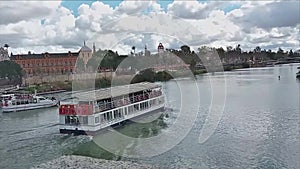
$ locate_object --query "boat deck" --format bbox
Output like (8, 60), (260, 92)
(72, 82), (161, 101)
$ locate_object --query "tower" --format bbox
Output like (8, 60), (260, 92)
(93, 43), (96, 53)
(0, 46), (9, 62)
(144, 45), (150, 57)
(79, 41), (93, 70)
(158, 43), (164, 54)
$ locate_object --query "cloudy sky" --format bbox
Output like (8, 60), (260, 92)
(0, 0), (299, 55)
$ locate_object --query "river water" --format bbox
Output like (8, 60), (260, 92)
(0, 64), (299, 169)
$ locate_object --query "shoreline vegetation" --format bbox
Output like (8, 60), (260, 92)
(31, 155), (162, 169)
(1, 44), (300, 93)
(20, 63), (252, 94)
(18, 61), (289, 94)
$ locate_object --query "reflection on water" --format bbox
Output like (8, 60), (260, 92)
(0, 64), (299, 169)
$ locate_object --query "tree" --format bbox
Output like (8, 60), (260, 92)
(235, 44), (242, 53)
(226, 46), (233, 52)
(75, 58), (85, 72)
(87, 50), (106, 71)
(198, 46), (212, 54)
(275, 48), (285, 59)
(216, 47), (225, 59)
(4, 44), (9, 48)
(277, 48), (284, 54)
(288, 49), (294, 57)
(0, 60), (23, 81)
(180, 45), (191, 54)
(254, 46), (261, 53)
(190, 59), (197, 68)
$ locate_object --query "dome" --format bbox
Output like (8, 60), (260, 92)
(80, 41), (92, 52)
(158, 43), (164, 49)
(80, 45), (92, 52)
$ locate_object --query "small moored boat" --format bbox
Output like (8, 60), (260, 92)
(0, 93), (15, 108)
(1, 93), (58, 112)
(58, 82), (165, 135)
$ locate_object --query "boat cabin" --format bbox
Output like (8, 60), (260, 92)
(59, 82), (165, 134)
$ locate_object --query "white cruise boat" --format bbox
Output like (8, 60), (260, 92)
(1, 93), (58, 112)
(59, 82), (165, 135)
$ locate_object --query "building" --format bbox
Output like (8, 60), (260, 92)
(0, 47), (9, 62)
(144, 45), (151, 57)
(79, 41), (93, 66)
(11, 51), (79, 75)
(10, 42), (94, 76)
(157, 43), (164, 54)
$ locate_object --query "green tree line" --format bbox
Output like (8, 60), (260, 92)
(0, 60), (23, 81)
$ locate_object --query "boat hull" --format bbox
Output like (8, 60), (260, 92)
(59, 104), (165, 135)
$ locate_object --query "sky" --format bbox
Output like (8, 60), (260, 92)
(0, 0), (299, 55)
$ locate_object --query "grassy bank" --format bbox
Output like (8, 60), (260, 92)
(22, 63), (252, 93)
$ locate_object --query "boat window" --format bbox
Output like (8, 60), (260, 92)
(109, 111), (113, 121)
(95, 116), (100, 124)
(79, 101), (89, 105)
(100, 114), (105, 123)
(65, 116), (79, 125)
(113, 110), (118, 119)
(134, 104), (139, 111)
(82, 116), (88, 125)
(118, 108), (123, 118)
(124, 107), (128, 115)
(128, 106), (134, 114)
(65, 116), (70, 124)
(105, 112), (109, 121)
(39, 98), (45, 101)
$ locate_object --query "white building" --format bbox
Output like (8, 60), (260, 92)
(0, 47), (9, 62)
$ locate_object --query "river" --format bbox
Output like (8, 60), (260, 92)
(0, 64), (299, 169)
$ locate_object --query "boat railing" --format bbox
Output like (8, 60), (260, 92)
(94, 90), (162, 113)
(59, 90), (163, 116)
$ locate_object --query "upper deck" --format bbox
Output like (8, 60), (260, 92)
(72, 82), (161, 102)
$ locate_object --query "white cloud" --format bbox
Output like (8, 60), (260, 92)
(0, 0), (299, 55)
(167, 0), (210, 19)
(229, 1), (300, 29)
(0, 1), (61, 25)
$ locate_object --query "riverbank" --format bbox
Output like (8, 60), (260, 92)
(31, 155), (163, 169)
(16, 62), (300, 94)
